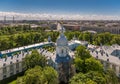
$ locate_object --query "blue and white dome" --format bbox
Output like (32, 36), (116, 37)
(57, 33), (68, 46)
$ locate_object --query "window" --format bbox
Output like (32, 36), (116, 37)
(16, 60), (19, 62)
(3, 63), (6, 67)
(17, 55), (19, 58)
(10, 65), (14, 76)
(5, 58), (7, 61)
(106, 53), (109, 57)
(10, 65), (14, 71)
(10, 61), (12, 64)
(16, 63), (19, 69)
(96, 56), (98, 59)
(16, 70), (19, 73)
(61, 49), (63, 54)
(22, 62), (25, 71)
(11, 56), (13, 59)
(3, 67), (7, 74)
(96, 51), (98, 54)
(3, 75), (6, 79)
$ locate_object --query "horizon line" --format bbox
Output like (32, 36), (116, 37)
(0, 11), (120, 20)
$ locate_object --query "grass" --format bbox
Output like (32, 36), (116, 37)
(8, 80), (16, 84)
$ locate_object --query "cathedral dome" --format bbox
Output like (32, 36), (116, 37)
(57, 33), (68, 46)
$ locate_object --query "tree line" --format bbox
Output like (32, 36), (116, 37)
(0, 31), (59, 51)
(0, 25), (119, 51)
(65, 31), (120, 45)
(0, 25), (46, 35)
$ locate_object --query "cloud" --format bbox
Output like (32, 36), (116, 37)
(0, 11), (119, 20)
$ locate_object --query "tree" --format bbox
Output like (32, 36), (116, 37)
(15, 34), (25, 46)
(70, 70), (118, 84)
(83, 32), (91, 42)
(85, 71), (106, 84)
(75, 46), (91, 73)
(93, 32), (112, 45)
(24, 50), (47, 69)
(16, 77), (25, 84)
(74, 57), (103, 73)
(75, 46), (91, 60)
(74, 57), (83, 72)
(104, 69), (118, 84)
(0, 38), (10, 50)
(78, 33), (83, 40)
(111, 35), (120, 45)
(85, 57), (103, 72)
(65, 31), (73, 40)
(47, 31), (59, 42)
(24, 66), (44, 84)
(43, 67), (59, 84)
(16, 66), (58, 84)
(70, 73), (97, 84)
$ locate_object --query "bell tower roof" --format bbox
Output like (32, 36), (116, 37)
(56, 23), (68, 46)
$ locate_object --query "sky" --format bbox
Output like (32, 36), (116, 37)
(0, 0), (120, 20)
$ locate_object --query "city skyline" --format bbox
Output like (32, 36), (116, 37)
(0, 0), (120, 20)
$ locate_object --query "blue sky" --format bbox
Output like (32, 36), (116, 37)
(0, 0), (120, 15)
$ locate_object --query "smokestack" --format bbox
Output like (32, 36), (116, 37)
(4, 16), (6, 24)
(13, 16), (14, 23)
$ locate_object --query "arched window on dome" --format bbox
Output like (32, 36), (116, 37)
(61, 49), (64, 54)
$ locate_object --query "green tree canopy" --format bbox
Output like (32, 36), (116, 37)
(70, 73), (97, 84)
(75, 45), (91, 60)
(85, 71), (106, 84)
(24, 50), (47, 69)
(104, 69), (118, 84)
(16, 66), (58, 84)
(73, 45), (118, 84)
(85, 57), (103, 72)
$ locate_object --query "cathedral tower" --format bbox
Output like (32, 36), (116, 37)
(55, 23), (72, 84)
